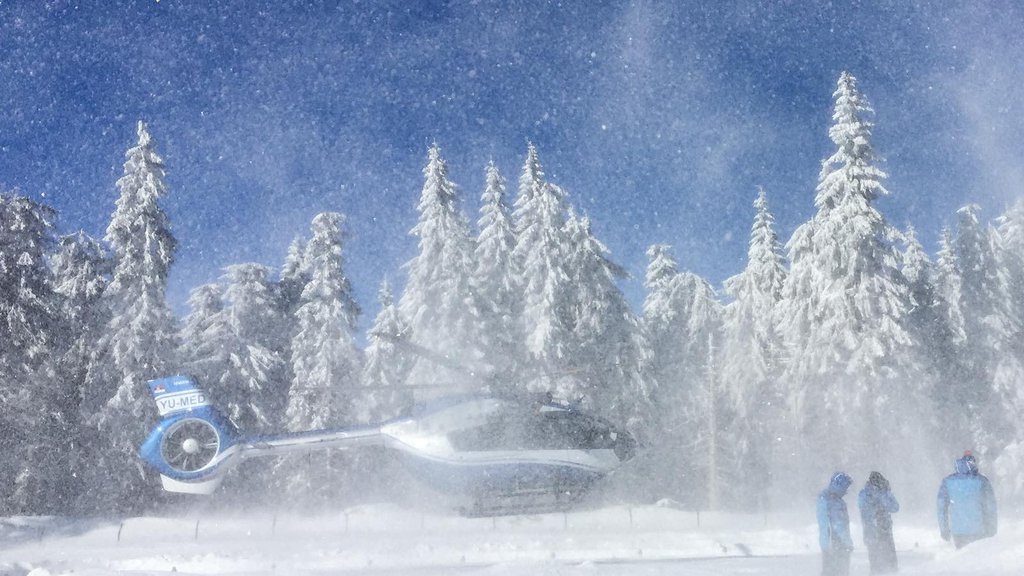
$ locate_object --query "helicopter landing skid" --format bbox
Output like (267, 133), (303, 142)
(458, 484), (591, 517)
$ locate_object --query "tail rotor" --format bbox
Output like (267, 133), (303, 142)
(139, 375), (239, 494)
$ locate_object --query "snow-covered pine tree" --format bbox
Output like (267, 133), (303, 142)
(473, 161), (523, 389)
(995, 199), (1024, 341)
(398, 144), (481, 393)
(361, 280), (412, 423)
(273, 235), (309, 420)
(992, 199), (1024, 498)
(720, 187), (787, 510)
(955, 204), (1018, 453)
(777, 72), (917, 480)
(673, 271), (722, 507)
(286, 212), (361, 428)
(632, 244), (688, 501)
(0, 193), (66, 515)
(50, 231), (110, 513)
(82, 121), (178, 513)
(640, 244), (684, 441)
(52, 232), (110, 393)
(279, 236), (308, 318)
(283, 212), (362, 504)
(213, 263), (289, 432)
(935, 227), (966, 341)
(179, 283), (228, 390)
(901, 226), (962, 449)
(511, 146), (576, 396)
(563, 210), (645, 419)
(639, 243), (721, 503)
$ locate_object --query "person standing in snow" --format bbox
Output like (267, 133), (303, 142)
(818, 472), (854, 576)
(937, 451), (997, 549)
(858, 471), (899, 573)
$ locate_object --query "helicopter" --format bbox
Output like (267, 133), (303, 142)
(138, 370), (637, 514)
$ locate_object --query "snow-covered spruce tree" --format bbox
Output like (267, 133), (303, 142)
(624, 244), (685, 501)
(353, 280), (411, 504)
(639, 244), (687, 443)
(641, 244), (683, 385)
(473, 161), (523, 388)
(49, 231), (111, 513)
(52, 232), (110, 395)
(777, 72), (918, 483)
(563, 211), (646, 421)
(212, 263), (289, 433)
(273, 235), (309, 417)
(955, 204), (1019, 454)
(673, 271), (722, 508)
(935, 227), (967, 342)
(279, 236), (308, 319)
(283, 212), (362, 504)
(82, 121), (178, 513)
(993, 199), (1024, 501)
(398, 144), (482, 392)
(0, 193), (68, 515)
(995, 199), (1024, 344)
(511, 146), (576, 397)
(720, 187), (787, 510)
(361, 280), (412, 422)
(639, 243), (722, 504)
(901, 226), (963, 450)
(179, 283), (228, 390)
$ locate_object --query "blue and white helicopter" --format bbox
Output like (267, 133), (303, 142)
(139, 371), (636, 514)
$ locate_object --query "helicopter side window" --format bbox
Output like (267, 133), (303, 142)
(525, 411), (617, 450)
(446, 402), (618, 451)
(446, 402), (525, 451)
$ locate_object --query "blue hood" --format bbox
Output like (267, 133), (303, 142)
(828, 472), (852, 495)
(955, 455), (979, 475)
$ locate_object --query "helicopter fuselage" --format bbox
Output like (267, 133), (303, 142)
(139, 376), (635, 508)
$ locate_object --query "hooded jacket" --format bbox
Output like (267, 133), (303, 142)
(818, 472), (854, 551)
(858, 471), (899, 541)
(937, 455), (997, 538)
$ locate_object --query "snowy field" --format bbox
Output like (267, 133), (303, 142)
(2, 503), (1021, 575)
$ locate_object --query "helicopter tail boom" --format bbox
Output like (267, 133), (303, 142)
(140, 375), (386, 495)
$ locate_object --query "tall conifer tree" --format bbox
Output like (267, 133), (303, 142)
(361, 280), (412, 422)
(283, 212), (362, 504)
(398, 144), (481, 392)
(777, 73), (917, 479)
(721, 188), (787, 509)
(0, 194), (66, 514)
(512, 146), (575, 393)
(473, 161), (521, 386)
(83, 121), (178, 512)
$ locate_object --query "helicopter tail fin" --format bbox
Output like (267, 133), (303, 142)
(139, 375), (240, 495)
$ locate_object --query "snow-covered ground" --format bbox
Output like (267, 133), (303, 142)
(2, 503), (1020, 575)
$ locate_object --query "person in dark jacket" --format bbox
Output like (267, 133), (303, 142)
(937, 451), (997, 548)
(818, 472), (854, 576)
(858, 471), (900, 573)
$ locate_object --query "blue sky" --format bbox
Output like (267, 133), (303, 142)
(2, 1), (1022, 323)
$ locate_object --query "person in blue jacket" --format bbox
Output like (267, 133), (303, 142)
(858, 471), (900, 573)
(818, 472), (854, 576)
(937, 451), (997, 548)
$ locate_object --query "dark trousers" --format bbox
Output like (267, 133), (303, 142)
(866, 538), (898, 573)
(822, 548), (851, 576)
(868, 528), (901, 569)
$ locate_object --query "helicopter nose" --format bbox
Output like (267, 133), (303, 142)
(613, 431), (637, 462)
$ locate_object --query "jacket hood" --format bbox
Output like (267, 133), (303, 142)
(828, 472), (852, 494)
(867, 471), (889, 491)
(955, 455), (979, 475)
